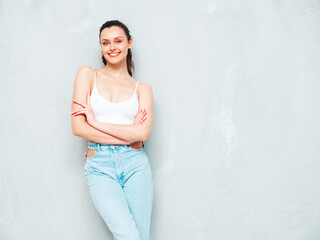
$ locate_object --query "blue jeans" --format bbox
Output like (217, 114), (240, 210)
(84, 141), (154, 240)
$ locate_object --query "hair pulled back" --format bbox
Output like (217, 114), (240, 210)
(99, 20), (135, 77)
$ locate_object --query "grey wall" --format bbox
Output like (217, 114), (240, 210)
(1, 0), (320, 239)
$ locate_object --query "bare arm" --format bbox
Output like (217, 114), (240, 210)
(71, 65), (132, 145)
(73, 120), (133, 145)
(87, 83), (154, 143)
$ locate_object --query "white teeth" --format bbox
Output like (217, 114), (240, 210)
(109, 52), (120, 56)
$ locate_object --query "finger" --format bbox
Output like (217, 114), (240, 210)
(72, 109), (85, 115)
(139, 118), (146, 124)
(73, 109), (86, 116)
(71, 110), (81, 115)
(137, 109), (145, 117)
(73, 99), (87, 108)
(73, 112), (84, 116)
(140, 110), (147, 118)
(73, 113), (85, 117)
(135, 115), (142, 124)
(135, 109), (147, 123)
(143, 112), (148, 118)
(73, 100), (82, 107)
(137, 111), (147, 123)
(138, 109), (146, 117)
(140, 116), (147, 123)
(71, 108), (86, 114)
(135, 109), (144, 120)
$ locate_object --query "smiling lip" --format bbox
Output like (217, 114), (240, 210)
(108, 52), (120, 57)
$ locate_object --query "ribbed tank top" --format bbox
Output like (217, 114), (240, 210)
(90, 67), (139, 124)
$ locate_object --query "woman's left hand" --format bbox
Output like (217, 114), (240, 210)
(71, 92), (96, 125)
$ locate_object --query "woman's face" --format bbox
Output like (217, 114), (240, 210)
(100, 26), (133, 65)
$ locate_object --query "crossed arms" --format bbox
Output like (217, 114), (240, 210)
(71, 65), (153, 145)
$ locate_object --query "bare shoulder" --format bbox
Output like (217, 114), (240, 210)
(72, 65), (96, 98)
(137, 82), (153, 102)
(76, 65), (94, 76)
(74, 65), (95, 89)
(138, 82), (153, 92)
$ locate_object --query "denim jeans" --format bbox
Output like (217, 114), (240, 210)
(84, 141), (154, 240)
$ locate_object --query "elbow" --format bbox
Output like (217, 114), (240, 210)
(72, 121), (83, 137)
(139, 126), (152, 142)
(71, 121), (79, 136)
(72, 129), (79, 136)
(140, 131), (151, 142)
(72, 125), (82, 136)
(140, 136), (147, 142)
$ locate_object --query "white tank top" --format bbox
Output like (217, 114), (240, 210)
(90, 67), (139, 124)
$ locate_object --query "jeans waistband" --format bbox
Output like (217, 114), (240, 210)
(88, 141), (139, 151)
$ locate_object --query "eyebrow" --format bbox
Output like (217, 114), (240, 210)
(101, 36), (123, 41)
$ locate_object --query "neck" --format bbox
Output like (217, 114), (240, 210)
(103, 60), (130, 79)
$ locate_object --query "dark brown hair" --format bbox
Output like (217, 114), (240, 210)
(99, 20), (135, 77)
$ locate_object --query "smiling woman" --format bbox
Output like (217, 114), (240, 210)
(71, 20), (154, 240)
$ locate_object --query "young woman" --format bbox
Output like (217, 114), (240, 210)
(71, 20), (154, 240)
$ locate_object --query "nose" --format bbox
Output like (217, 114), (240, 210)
(110, 42), (115, 50)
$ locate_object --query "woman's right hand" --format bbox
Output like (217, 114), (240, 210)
(134, 108), (147, 124)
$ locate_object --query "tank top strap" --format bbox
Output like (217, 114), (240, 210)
(91, 67), (97, 87)
(88, 67), (97, 96)
(134, 81), (139, 94)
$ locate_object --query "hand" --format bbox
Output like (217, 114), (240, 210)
(71, 92), (97, 125)
(134, 108), (147, 125)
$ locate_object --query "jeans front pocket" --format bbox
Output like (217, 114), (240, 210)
(84, 149), (100, 175)
(129, 141), (144, 151)
(85, 149), (98, 158)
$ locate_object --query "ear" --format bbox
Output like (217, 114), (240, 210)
(128, 37), (133, 49)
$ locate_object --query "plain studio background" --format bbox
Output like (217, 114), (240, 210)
(1, 0), (320, 239)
